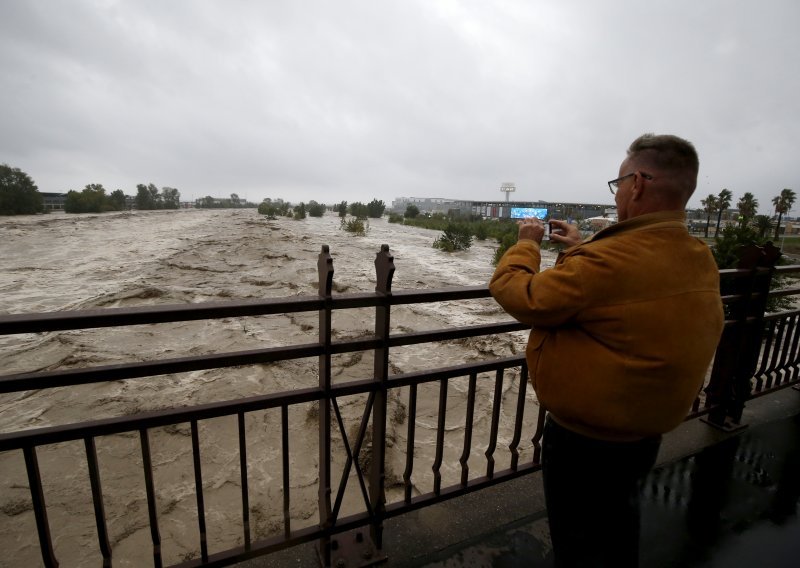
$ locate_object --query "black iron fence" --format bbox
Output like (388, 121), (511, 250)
(0, 243), (798, 567)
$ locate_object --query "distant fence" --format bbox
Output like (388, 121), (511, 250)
(0, 243), (798, 567)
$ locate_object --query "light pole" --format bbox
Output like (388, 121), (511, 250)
(500, 182), (516, 203)
(781, 209), (794, 251)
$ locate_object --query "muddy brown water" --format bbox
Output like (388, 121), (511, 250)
(0, 209), (555, 567)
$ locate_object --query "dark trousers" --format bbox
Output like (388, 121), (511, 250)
(542, 417), (661, 568)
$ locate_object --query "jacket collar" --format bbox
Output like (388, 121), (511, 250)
(588, 210), (688, 243)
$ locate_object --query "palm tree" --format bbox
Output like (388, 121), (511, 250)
(754, 215), (773, 239)
(701, 194), (717, 238)
(736, 192), (759, 226)
(714, 189), (732, 237)
(772, 188), (797, 240)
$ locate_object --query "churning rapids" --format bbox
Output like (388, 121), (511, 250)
(0, 209), (557, 567)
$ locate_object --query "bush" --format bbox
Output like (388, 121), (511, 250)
(713, 223), (791, 313)
(404, 204), (420, 219)
(258, 202), (278, 219)
(388, 213), (404, 224)
(341, 217), (368, 236)
(491, 222), (520, 265)
(433, 222), (473, 252)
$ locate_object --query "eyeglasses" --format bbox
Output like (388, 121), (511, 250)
(608, 171), (653, 195)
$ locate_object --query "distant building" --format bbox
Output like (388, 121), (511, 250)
(391, 196), (614, 221)
(391, 197), (473, 216)
(39, 192), (67, 211)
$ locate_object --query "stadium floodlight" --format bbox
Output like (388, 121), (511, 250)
(500, 182), (516, 202)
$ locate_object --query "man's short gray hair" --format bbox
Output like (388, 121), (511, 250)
(627, 133), (699, 195)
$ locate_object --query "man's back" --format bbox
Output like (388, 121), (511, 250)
(490, 210), (724, 440)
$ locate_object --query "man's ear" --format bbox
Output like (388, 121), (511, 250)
(631, 173), (645, 201)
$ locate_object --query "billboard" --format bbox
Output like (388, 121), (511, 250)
(510, 207), (548, 219)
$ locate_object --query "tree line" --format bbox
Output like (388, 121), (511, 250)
(195, 193), (257, 209)
(257, 198), (387, 221)
(700, 187), (797, 240)
(64, 182), (181, 213)
(0, 163), (184, 214)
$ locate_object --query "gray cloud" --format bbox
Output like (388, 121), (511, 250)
(1, 0), (798, 212)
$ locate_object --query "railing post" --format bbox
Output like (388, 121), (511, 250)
(370, 244), (394, 555)
(317, 245), (334, 566)
(704, 243), (781, 430)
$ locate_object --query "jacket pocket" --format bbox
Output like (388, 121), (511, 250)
(526, 328), (549, 390)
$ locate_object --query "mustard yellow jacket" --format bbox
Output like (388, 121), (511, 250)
(490, 211), (724, 441)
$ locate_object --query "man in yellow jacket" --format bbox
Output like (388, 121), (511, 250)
(490, 133), (724, 567)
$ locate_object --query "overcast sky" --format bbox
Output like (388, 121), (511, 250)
(1, 1), (798, 212)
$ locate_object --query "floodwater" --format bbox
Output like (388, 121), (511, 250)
(0, 209), (556, 567)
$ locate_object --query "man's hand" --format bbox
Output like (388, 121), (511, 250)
(517, 218), (545, 243)
(548, 219), (581, 247)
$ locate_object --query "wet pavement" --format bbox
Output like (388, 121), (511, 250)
(414, 409), (800, 567)
(640, 412), (800, 568)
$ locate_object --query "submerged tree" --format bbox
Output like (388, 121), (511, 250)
(367, 198), (386, 218)
(349, 202), (369, 219)
(307, 200), (326, 217)
(433, 222), (473, 252)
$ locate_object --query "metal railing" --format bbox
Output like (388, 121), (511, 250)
(0, 243), (798, 567)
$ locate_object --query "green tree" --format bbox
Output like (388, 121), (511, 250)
(307, 200), (326, 217)
(230, 193), (241, 207)
(136, 184), (155, 209)
(64, 184), (111, 213)
(404, 204), (420, 219)
(701, 194), (717, 238)
(433, 222), (473, 252)
(293, 202), (306, 220)
(0, 164), (43, 215)
(367, 198), (386, 218)
(713, 223), (791, 313)
(109, 189), (127, 210)
(336, 201), (348, 218)
(772, 188), (797, 240)
(162, 187), (180, 209)
(713, 224), (763, 269)
(736, 192), (758, 226)
(491, 222), (520, 265)
(754, 215), (773, 239)
(714, 188), (732, 237)
(148, 184), (161, 209)
(349, 202), (369, 219)
(196, 195), (215, 208)
(258, 201), (278, 218)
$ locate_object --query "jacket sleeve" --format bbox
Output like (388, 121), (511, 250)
(489, 240), (588, 327)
